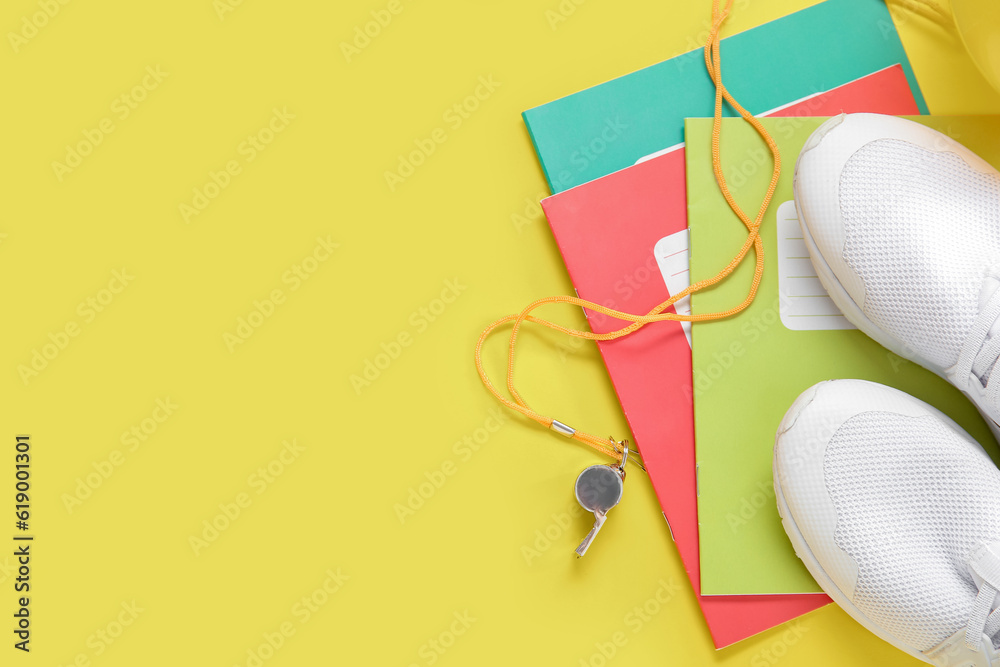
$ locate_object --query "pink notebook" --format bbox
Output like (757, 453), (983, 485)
(540, 65), (921, 648)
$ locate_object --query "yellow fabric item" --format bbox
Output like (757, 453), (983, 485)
(952, 0), (1000, 92)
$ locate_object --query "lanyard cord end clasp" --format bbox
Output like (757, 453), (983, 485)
(551, 420), (576, 437)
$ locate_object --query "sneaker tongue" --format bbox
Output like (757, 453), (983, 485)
(978, 273), (1000, 312)
(976, 274), (1000, 386)
(968, 542), (1000, 615)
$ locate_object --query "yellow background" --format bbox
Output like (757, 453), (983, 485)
(1, 0), (999, 665)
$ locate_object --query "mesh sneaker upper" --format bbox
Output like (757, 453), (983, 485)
(825, 411), (1000, 651)
(839, 138), (1000, 368)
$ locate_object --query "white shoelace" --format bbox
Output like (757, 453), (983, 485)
(967, 546), (1000, 651)
(968, 582), (1000, 651)
(955, 288), (1000, 412)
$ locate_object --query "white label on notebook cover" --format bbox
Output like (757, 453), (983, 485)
(653, 230), (692, 347)
(776, 200), (855, 331)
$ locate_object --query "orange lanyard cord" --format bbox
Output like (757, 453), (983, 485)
(475, 0), (780, 466)
(474, 315), (621, 459)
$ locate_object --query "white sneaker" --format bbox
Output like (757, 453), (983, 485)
(774, 379), (1000, 665)
(794, 113), (1000, 440)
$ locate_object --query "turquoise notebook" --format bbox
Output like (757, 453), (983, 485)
(523, 0), (928, 193)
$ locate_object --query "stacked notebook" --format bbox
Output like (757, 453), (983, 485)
(521, 0), (956, 649)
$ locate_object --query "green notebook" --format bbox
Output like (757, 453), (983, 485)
(686, 115), (1000, 595)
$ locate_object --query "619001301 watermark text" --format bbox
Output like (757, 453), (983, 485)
(12, 434), (33, 652)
